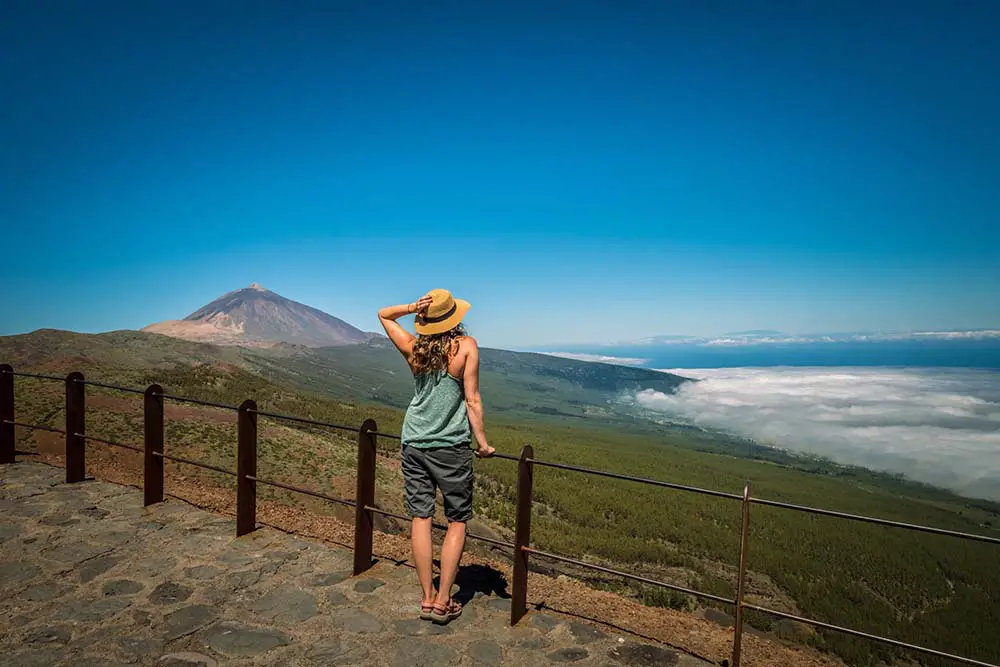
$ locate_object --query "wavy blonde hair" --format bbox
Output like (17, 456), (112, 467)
(411, 324), (466, 374)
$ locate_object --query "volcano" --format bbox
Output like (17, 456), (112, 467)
(142, 284), (371, 347)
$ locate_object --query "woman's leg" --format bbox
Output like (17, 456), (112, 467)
(434, 520), (466, 608)
(411, 517), (436, 605)
(432, 445), (474, 611)
(402, 445), (438, 608)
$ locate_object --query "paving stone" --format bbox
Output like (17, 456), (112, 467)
(40, 512), (79, 526)
(305, 570), (351, 587)
(47, 542), (112, 565)
(132, 610), (154, 627)
(569, 620), (608, 644)
(469, 639), (504, 665)
(530, 612), (560, 631)
(389, 641), (458, 667)
(119, 636), (165, 661)
(304, 637), (370, 665)
(25, 625), (72, 644)
(217, 552), (256, 567)
(392, 618), (455, 636)
(162, 605), (217, 641)
(8, 501), (48, 515)
(79, 506), (110, 519)
(353, 578), (385, 593)
(150, 582), (194, 604)
(226, 570), (261, 589)
(326, 589), (350, 607)
(25, 581), (72, 601)
(158, 651), (218, 667)
(103, 579), (144, 596)
(184, 565), (224, 580)
(7, 646), (71, 667)
(0, 524), (22, 541)
(249, 587), (319, 623)
(519, 636), (552, 651)
(609, 643), (681, 666)
(78, 554), (124, 582)
(548, 647), (590, 662)
(72, 657), (127, 667)
(0, 560), (42, 586)
(334, 608), (382, 633)
(53, 596), (133, 623)
(200, 621), (291, 657)
(487, 597), (512, 612)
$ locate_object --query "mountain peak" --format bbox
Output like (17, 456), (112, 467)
(142, 286), (369, 348)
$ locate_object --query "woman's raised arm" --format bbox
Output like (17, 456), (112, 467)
(378, 295), (432, 358)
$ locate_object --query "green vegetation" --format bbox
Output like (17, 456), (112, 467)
(2, 329), (999, 667)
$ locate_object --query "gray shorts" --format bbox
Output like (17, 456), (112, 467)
(401, 443), (474, 523)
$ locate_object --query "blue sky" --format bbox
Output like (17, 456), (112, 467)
(1, 0), (998, 347)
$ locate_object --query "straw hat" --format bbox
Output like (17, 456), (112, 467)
(414, 289), (471, 336)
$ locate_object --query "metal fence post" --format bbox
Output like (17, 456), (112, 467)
(65, 372), (85, 483)
(144, 384), (164, 506)
(237, 399), (258, 536)
(511, 444), (535, 625)
(0, 365), (14, 464)
(731, 481), (752, 667)
(354, 418), (378, 575)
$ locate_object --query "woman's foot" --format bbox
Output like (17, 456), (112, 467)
(430, 599), (462, 625)
(419, 599), (436, 621)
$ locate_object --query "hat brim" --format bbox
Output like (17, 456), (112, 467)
(414, 299), (471, 336)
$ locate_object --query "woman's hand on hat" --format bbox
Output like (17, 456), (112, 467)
(411, 294), (433, 315)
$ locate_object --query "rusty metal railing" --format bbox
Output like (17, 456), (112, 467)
(1, 363), (998, 667)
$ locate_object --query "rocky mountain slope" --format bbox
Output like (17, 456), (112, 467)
(143, 284), (370, 347)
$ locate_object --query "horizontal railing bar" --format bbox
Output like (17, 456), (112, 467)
(247, 475), (356, 507)
(8, 371), (65, 382)
(523, 546), (736, 606)
(3, 420), (67, 435)
(14, 450), (40, 456)
(743, 603), (999, 667)
(74, 379), (146, 395)
(363, 505), (515, 549)
(153, 393), (240, 411)
(78, 433), (143, 453)
(489, 452), (519, 462)
(365, 506), (410, 522)
(752, 498), (1000, 545)
(248, 409), (360, 434)
(152, 451), (236, 476)
(366, 430), (401, 440)
(465, 532), (515, 549)
(527, 458), (744, 501)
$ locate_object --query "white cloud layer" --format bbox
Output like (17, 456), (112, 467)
(634, 367), (1000, 501)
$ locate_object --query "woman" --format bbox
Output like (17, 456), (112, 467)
(378, 288), (495, 625)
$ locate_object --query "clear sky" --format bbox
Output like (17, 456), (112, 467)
(2, 1), (998, 348)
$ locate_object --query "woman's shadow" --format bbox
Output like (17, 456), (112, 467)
(432, 561), (509, 606)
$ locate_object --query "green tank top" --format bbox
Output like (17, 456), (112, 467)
(401, 369), (472, 449)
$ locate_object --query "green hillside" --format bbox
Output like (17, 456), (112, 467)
(2, 329), (999, 667)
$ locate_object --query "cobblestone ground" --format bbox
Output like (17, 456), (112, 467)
(1, 462), (715, 666)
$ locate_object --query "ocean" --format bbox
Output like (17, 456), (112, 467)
(538, 339), (1000, 371)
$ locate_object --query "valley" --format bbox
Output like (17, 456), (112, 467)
(3, 327), (1000, 667)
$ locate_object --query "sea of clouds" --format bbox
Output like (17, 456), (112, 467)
(633, 367), (1000, 501)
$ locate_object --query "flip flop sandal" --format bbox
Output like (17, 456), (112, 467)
(430, 600), (462, 625)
